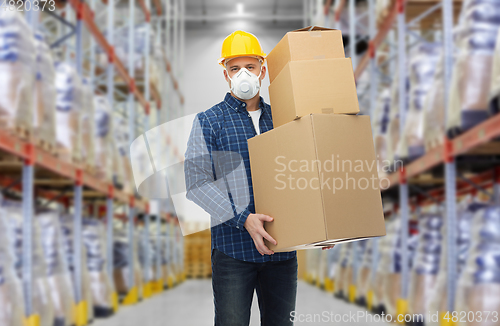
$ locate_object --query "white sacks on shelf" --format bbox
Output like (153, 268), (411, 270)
(408, 207), (443, 321)
(99, 23), (156, 75)
(489, 27), (500, 113)
(385, 71), (410, 166)
(371, 219), (395, 314)
(397, 42), (441, 161)
(2, 199), (55, 326)
(114, 116), (133, 193)
(112, 225), (143, 297)
(59, 214), (94, 322)
(446, 0), (500, 137)
(0, 200), (25, 326)
(94, 95), (114, 182)
(82, 218), (115, 318)
(334, 243), (353, 299)
(423, 52), (447, 150)
(55, 62), (83, 163)
(427, 197), (486, 326)
(33, 32), (56, 149)
(456, 205), (500, 326)
(372, 88), (391, 179)
(380, 218), (402, 318)
(138, 226), (156, 286)
(379, 217), (419, 318)
(356, 239), (379, 307)
(0, 11), (35, 135)
(38, 211), (76, 326)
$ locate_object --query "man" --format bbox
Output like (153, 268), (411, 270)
(184, 30), (331, 326)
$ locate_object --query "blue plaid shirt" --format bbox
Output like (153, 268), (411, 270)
(184, 92), (296, 263)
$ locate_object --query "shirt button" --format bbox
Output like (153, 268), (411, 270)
(242, 103), (246, 107)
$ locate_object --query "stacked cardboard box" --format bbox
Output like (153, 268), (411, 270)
(248, 26), (386, 252)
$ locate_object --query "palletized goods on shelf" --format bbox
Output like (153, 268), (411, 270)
(38, 211), (76, 326)
(55, 62), (83, 163)
(112, 224), (144, 299)
(82, 218), (115, 318)
(427, 197), (487, 326)
(423, 51), (447, 150)
(98, 23), (161, 92)
(356, 239), (379, 307)
(377, 217), (419, 317)
(351, 240), (368, 303)
(490, 28), (500, 112)
(99, 23), (155, 73)
(59, 214), (95, 322)
(385, 71), (409, 165)
(375, 0), (393, 27)
(334, 243), (353, 299)
(0, 199), (25, 326)
(114, 116), (133, 193)
(446, 0), (500, 137)
(397, 42), (441, 162)
(306, 248), (322, 285)
(455, 204), (500, 326)
(0, 11), (35, 138)
(138, 225), (156, 286)
(94, 95), (114, 182)
(159, 231), (171, 287)
(81, 79), (96, 172)
(33, 32), (56, 151)
(408, 207), (443, 320)
(183, 229), (211, 279)
(133, 229), (145, 297)
(317, 249), (329, 289)
(379, 218), (402, 317)
(323, 246), (341, 292)
(3, 199), (55, 326)
(373, 88), (391, 178)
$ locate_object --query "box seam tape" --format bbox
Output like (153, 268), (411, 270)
(309, 114), (329, 242)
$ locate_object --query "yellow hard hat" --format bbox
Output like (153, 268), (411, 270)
(218, 30), (266, 67)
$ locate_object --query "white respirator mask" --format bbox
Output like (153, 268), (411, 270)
(227, 67), (262, 100)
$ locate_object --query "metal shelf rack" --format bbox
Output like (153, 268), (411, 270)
(316, 0), (500, 319)
(0, 0), (187, 324)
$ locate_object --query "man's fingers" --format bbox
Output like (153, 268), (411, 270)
(260, 229), (277, 246)
(258, 214), (274, 222)
(255, 236), (274, 255)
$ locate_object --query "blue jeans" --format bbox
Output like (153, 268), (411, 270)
(211, 248), (298, 326)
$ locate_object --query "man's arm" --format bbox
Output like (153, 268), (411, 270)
(184, 112), (251, 230)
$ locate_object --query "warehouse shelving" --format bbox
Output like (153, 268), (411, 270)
(0, 1), (187, 325)
(308, 0), (500, 321)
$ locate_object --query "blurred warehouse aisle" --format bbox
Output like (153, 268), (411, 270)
(93, 280), (392, 326)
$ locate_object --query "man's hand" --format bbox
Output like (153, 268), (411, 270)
(243, 213), (276, 255)
(322, 245), (335, 250)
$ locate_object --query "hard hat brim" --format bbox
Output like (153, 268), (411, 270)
(218, 54), (266, 68)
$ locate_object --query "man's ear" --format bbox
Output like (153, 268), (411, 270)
(260, 65), (267, 80)
(223, 69), (229, 83)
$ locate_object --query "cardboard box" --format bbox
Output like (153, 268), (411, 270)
(266, 26), (345, 83)
(248, 114), (386, 252)
(269, 58), (360, 128)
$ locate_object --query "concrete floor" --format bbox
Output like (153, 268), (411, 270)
(93, 280), (391, 326)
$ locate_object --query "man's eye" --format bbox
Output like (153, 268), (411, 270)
(231, 68), (238, 71)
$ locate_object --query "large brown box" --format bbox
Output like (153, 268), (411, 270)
(266, 26), (345, 83)
(269, 58), (359, 128)
(248, 114), (386, 252)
